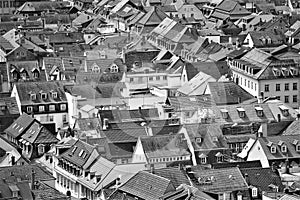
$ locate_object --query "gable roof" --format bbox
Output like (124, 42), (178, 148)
(21, 121), (58, 144)
(190, 167), (248, 193)
(60, 139), (95, 167)
(166, 95), (215, 111)
(119, 171), (175, 200)
(5, 113), (35, 138)
(282, 120), (300, 136)
(207, 81), (254, 105)
(140, 134), (190, 158)
(137, 6), (169, 26)
(240, 167), (284, 192)
(14, 81), (67, 105)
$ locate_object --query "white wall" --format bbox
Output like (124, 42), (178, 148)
(247, 140), (270, 168)
(132, 138), (147, 163)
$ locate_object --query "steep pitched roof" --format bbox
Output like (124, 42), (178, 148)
(119, 171), (176, 200)
(207, 82), (254, 105)
(166, 95), (215, 111)
(240, 167), (284, 192)
(21, 121), (58, 144)
(60, 139), (95, 167)
(190, 167), (248, 193)
(282, 120), (300, 136)
(186, 61), (229, 80)
(137, 6), (169, 26)
(5, 113), (35, 138)
(140, 134), (190, 158)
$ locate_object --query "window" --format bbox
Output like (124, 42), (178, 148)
(110, 65), (118, 73)
(281, 145), (287, 153)
(39, 106), (45, 112)
(293, 83), (297, 90)
(285, 83), (289, 91)
(296, 145), (300, 152)
(149, 77), (153, 81)
(60, 104), (67, 111)
(163, 76), (167, 80)
(252, 187), (258, 197)
(33, 71), (39, 79)
(30, 93), (36, 101)
(63, 114), (67, 122)
(276, 84), (280, 91)
(284, 96), (289, 103)
(248, 80), (250, 88)
(156, 76), (160, 80)
(200, 157), (206, 164)
(276, 96), (281, 100)
(92, 66), (100, 73)
(271, 146), (276, 153)
(50, 115), (54, 121)
(38, 144), (45, 154)
(49, 105), (55, 111)
(251, 82), (253, 89)
(293, 95), (297, 103)
(41, 93), (47, 100)
(27, 106), (33, 113)
(52, 92), (57, 99)
(129, 78), (134, 82)
(265, 84), (269, 92)
(216, 156), (223, 163)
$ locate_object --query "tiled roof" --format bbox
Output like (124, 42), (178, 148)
(0, 164), (54, 183)
(166, 95), (215, 111)
(137, 6), (168, 26)
(185, 61), (229, 80)
(0, 97), (19, 116)
(64, 84), (102, 99)
(0, 36), (14, 51)
(207, 82), (254, 105)
(241, 167), (284, 192)
(119, 171), (175, 200)
(0, 180), (33, 199)
(14, 81), (67, 105)
(9, 61), (43, 82)
(107, 143), (134, 158)
(5, 113), (35, 138)
(21, 121), (58, 144)
(76, 118), (101, 132)
(212, 160), (262, 169)
(147, 167), (191, 188)
(140, 134), (190, 158)
(190, 167), (248, 193)
(32, 182), (69, 200)
(151, 124), (182, 136)
(100, 128), (148, 143)
(283, 120), (300, 136)
(184, 124), (228, 151)
(60, 139), (95, 167)
(258, 135), (300, 160)
(248, 31), (284, 47)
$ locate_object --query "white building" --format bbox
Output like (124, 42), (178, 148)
(228, 48), (300, 108)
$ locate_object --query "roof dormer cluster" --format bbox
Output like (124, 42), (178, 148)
(266, 138), (300, 155)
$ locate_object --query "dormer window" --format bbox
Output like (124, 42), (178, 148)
(195, 137), (202, 143)
(215, 152), (223, 163)
(279, 105), (289, 116)
(221, 109), (228, 119)
(27, 106), (33, 113)
(199, 153), (207, 164)
(296, 145), (300, 152)
(60, 104), (67, 111)
(79, 149), (84, 157)
(281, 67), (289, 76)
(40, 92), (47, 100)
(38, 144), (45, 154)
(30, 93), (36, 101)
(271, 145), (276, 154)
(110, 65), (119, 73)
(290, 67), (298, 76)
(237, 107), (246, 118)
(255, 107), (264, 117)
(281, 144), (287, 153)
(251, 187), (258, 197)
(51, 91), (57, 99)
(273, 68), (281, 76)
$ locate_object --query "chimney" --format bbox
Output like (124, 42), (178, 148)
(31, 169), (36, 190)
(244, 173), (250, 184)
(258, 91), (264, 103)
(11, 156), (15, 165)
(285, 158), (290, 174)
(103, 118), (109, 130)
(150, 164), (155, 174)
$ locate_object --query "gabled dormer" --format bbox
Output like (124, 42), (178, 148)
(255, 106), (264, 117)
(281, 67), (289, 76)
(279, 105), (289, 117)
(50, 90), (58, 99)
(10, 68), (19, 80)
(110, 64), (119, 73)
(40, 91), (47, 100)
(272, 67), (281, 76)
(267, 141), (276, 154)
(292, 139), (300, 152)
(220, 108), (228, 119)
(237, 107), (246, 118)
(29, 92), (36, 101)
(31, 68), (40, 79)
(278, 140), (287, 153)
(290, 67), (298, 76)
(20, 68), (28, 80)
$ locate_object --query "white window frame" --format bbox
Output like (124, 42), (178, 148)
(200, 157), (206, 164)
(49, 104), (55, 111)
(110, 65), (119, 73)
(60, 104), (67, 111)
(281, 145), (287, 153)
(252, 187), (258, 197)
(39, 106), (45, 112)
(27, 106), (33, 113)
(271, 146), (276, 153)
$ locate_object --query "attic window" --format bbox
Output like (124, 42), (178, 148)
(38, 144), (45, 154)
(236, 107), (246, 118)
(255, 107), (264, 117)
(270, 145), (276, 154)
(252, 187), (258, 197)
(290, 67), (298, 76)
(110, 65), (118, 73)
(273, 68), (281, 76)
(220, 109), (228, 119)
(40, 92), (47, 100)
(30, 93), (36, 101)
(195, 137), (202, 143)
(281, 67), (289, 76)
(281, 144), (287, 153)
(52, 91), (57, 99)
(296, 145), (300, 152)
(279, 105), (289, 116)
(79, 149), (84, 157)
(198, 153), (207, 164)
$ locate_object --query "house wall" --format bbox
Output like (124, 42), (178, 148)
(231, 70), (259, 97)
(132, 138), (147, 163)
(11, 85), (22, 114)
(34, 112), (69, 131)
(259, 79), (300, 109)
(247, 140), (270, 168)
(243, 34), (254, 48)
